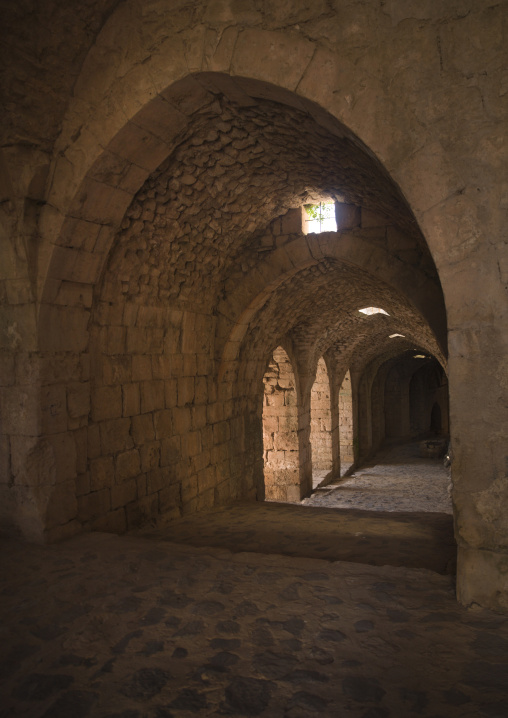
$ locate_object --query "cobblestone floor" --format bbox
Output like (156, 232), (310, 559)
(1, 443), (506, 717)
(1, 532), (508, 718)
(305, 440), (452, 514)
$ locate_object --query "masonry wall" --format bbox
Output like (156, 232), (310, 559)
(310, 357), (332, 473)
(262, 347), (300, 502)
(338, 370), (354, 474)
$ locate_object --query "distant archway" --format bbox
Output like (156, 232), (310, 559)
(430, 402), (442, 434)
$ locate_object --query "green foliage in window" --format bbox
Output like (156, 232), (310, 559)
(304, 204), (320, 219)
(304, 203), (335, 221)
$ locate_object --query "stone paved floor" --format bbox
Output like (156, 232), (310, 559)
(1, 532), (507, 718)
(305, 440), (452, 514)
(1, 443), (506, 717)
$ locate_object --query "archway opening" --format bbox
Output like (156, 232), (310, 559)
(262, 347), (300, 502)
(310, 357), (333, 487)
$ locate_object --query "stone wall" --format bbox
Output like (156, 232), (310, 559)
(310, 357), (332, 473)
(262, 347), (299, 502)
(339, 370), (354, 473)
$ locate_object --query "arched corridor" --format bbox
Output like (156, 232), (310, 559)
(1, 1), (508, 714)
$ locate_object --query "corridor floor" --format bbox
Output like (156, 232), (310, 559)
(1, 443), (507, 717)
(1, 531), (507, 718)
(306, 440), (452, 514)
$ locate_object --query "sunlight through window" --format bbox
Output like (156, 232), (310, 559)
(304, 202), (337, 233)
(358, 307), (389, 316)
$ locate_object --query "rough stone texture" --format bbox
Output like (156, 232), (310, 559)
(0, 0), (507, 613)
(310, 357), (332, 473)
(339, 370), (354, 475)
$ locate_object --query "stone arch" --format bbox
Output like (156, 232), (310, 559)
(33, 68), (451, 536)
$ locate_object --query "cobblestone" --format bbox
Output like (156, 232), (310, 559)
(0, 529), (506, 717)
(305, 440), (452, 514)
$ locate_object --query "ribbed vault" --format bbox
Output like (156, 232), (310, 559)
(236, 259), (444, 389)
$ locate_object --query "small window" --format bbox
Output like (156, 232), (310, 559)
(304, 203), (337, 233)
(389, 333), (405, 338)
(358, 307), (389, 316)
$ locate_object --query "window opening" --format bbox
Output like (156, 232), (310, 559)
(389, 333), (405, 338)
(304, 202), (337, 233)
(359, 307), (389, 316)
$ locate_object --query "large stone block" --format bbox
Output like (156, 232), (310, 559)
(90, 456), (115, 491)
(197, 465), (216, 494)
(172, 406), (191, 435)
(213, 421), (230, 445)
(0, 385), (40, 436)
(46, 432), (77, 482)
(141, 380), (165, 413)
(122, 383), (140, 417)
(100, 418), (134, 454)
(92, 385), (122, 422)
(116, 449), (141, 482)
(140, 441), (160, 472)
(177, 376), (195, 406)
(146, 467), (166, 494)
(154, 409), (172, 439)
(181, 475), (198, 504)
(77, 488), (111, 522)
(67, 382), (91, 419)
(111, 479), (138, 510)
(41, 384), (68, 434)
(160, 436), (180, 466)
(131, 413), (155, 444)
(232, 29), (314, 91)
(132, 354), (153, 381)
(181, 430), (201, 459)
